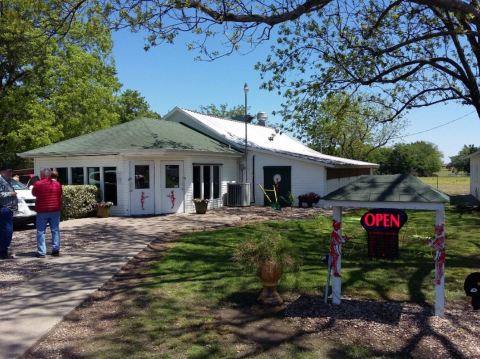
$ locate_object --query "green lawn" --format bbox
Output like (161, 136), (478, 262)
(87, 207), (480, 358)
(419, 168), (470, 195)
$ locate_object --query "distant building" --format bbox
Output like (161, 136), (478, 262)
(470, 150), (480, 199)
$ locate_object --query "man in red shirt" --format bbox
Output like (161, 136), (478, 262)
(32, 168), (62, 258)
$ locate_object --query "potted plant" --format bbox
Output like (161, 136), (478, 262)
(193, 198), (209, 214)
(96, 201), (113, 218)
(298, 192), (321, 208)
(234, 230), (299, 305)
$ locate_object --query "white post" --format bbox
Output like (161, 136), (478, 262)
(435, 207), (445, 317)
(332, 206), (343, 304)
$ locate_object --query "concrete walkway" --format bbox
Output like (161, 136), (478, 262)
(0, 211), (249, 359)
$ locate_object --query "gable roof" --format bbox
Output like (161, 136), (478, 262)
(19, 118), (239, 157)
(322, 174), (450, 203)
(164, 107), (378, 168)
(469, 149), (480, 158)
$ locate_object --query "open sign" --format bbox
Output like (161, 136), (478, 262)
(361, 209), (408, 232)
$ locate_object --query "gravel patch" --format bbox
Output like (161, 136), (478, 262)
(283, 295), (480, 358)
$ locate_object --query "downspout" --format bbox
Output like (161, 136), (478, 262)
(252, 155), (256, 203)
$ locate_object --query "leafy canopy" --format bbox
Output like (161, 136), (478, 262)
(449, 144), (479, 173)
(375, 141), (443, 176)
(282, 92), (405, 161)
(100, 1), (480, 120)
(0, 2), (121, 164)
(117, 89), (161, 123)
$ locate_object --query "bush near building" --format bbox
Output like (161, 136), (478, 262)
(61, 185), (98, 219)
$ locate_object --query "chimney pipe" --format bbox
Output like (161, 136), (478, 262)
(256, 112), (268, 126)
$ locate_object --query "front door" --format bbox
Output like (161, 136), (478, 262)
(161, 161), (184, 213)
(263, 166), (292, 207)
(130, 161), (155, 215)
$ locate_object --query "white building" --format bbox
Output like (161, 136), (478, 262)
(19, 108), (377, 216)
(470, 150), (480, 199)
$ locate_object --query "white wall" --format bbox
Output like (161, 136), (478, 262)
(248, 151), (327, 206)
(35, 153), (239, 216)
(471, 155), (480, 199)
(34, 156), (127, 216)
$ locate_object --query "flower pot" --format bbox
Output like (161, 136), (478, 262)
(194, 201), (208, 214)
(96, 206), (110, 218)
(257, 260), (283, 305)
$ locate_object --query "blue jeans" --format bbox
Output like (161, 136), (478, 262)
(36, 212), (61, 256)
(0, 207), (13, 257)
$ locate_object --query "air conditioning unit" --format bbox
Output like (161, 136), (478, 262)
(227, 182), (251, 207)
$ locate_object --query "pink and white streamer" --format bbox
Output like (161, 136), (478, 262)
(330, 220), (349, 277)
(429, 224), (446, 285)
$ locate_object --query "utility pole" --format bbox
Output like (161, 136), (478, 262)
(244, 83), (249, 183)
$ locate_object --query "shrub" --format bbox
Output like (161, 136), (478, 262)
(233, 230), (300, 273)
(61, 185), (98, 219)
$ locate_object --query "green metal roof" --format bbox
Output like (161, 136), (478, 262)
(323, 175), (450, 203)
(19, 118), (239, 157)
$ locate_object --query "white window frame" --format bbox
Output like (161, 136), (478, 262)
(194, 164), (222, 200)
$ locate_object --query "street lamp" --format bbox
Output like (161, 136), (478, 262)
(244, 83), (249, 183)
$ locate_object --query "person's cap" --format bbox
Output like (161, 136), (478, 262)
(0, 162), (13, 171)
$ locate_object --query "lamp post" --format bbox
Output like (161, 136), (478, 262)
(244, 83), (249, 183)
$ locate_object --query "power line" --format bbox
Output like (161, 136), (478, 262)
(392, 110), (477, 139)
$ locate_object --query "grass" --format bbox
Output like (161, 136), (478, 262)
(419, 168), (470, 195)
(85, 207), (480, 358)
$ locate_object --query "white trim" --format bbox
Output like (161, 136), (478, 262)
(251, 148), (376, 169)
(321, 200), (444, 211)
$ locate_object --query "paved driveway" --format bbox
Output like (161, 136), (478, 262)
(0, 207), (322, 359)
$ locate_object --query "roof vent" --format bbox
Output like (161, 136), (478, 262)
(256, 112), (268, 126)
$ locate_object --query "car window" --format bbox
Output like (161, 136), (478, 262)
(11, 179), (28, 190)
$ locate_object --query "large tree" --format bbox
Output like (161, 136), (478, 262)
(0, 0), (88, 96)
(0, 1), (121, 164)
(377, 141), (443, 176)
(281, 92), (404, 161)
(98, 1), (480, 121)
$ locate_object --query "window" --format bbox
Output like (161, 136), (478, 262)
(103, 167), (117, 205)
(165, 165), (179, 188)
(71, 167), (84, 185)
(193, 166), (201, 198)
(203, 166), (211, 199)
(193, 164), (221, 200)
(135, 165), (150, 189)
(213, 166), (220, 199)
(55, 168), (68, 184)
(87, 167), (100, 188)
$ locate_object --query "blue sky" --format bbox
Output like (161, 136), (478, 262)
(112, 29), (480, 162)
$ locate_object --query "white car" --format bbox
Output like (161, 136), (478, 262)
(11, 179), (37, 224)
